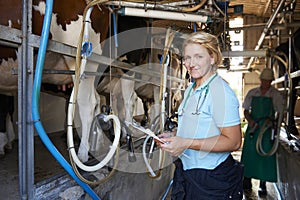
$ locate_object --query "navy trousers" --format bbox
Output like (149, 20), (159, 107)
(171, 155), (243, 200)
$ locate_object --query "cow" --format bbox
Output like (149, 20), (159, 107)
(0, 0), (110, 162)
(273, 27), (300, 137)
(96, 16), (150, 126)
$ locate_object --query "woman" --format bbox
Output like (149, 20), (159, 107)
(158, 31), (243, 200)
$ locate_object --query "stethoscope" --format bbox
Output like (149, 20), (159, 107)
(179, 73), (217, 116)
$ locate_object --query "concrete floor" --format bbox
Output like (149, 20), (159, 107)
(0, 131), (68, 200)
(234, 151), (279, 200)
(0, 132), (282, 200)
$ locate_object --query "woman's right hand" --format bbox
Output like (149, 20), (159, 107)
(158, 131), (176, 139)
(155, 131), (176, 147)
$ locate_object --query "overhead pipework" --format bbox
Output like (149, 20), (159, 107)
(117, 7), (209, 23)
(246, 0), (287, 69)
(105, 0), (223, 23)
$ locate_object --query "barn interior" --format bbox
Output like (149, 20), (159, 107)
(0, 0), (300, 199)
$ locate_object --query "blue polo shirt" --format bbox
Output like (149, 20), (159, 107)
(177, 73), (240, 170)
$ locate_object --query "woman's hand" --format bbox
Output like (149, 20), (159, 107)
(159, 136), (191, 157)
(158, 131), (176, 139)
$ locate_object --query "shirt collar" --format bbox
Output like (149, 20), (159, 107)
(195, 73), (218, 91)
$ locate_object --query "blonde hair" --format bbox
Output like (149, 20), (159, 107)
(182, 32), (223, 71)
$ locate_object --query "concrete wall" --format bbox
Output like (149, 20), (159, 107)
(34, 165), (174, 200)
(94, 165), (174, 200)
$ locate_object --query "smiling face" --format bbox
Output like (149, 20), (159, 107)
(183, 43), (215, 86)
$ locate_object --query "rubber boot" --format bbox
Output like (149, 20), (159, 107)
(258, 180), (267, 197)
(243, 177), (252, 191)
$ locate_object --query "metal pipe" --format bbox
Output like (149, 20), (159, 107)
(118, 7), (209, 23)
(246, 0), (286, 69)
(222, 49), (267, 57)
(228, 22), (300, 31)
(19, 0), (35, 199)
(0, 40), (19, 48)
(286, 27), (293, 127)
(106, 1), (193, 12)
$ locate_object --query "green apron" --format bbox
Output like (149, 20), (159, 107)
(241, 96), (277, 182)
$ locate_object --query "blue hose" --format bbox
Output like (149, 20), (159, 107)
(273, 183), (283, 200)
(193, 22), (197, 32)
(161, 179), (173, 200)
(31, 1), (100, 199)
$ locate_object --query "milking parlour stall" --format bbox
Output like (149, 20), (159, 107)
(0, 0), (234, 199)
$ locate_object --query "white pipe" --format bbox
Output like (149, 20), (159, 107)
(142, 135), (156, 177)
(118, 7), (208, 23)
(67, 89), (121, 172)
(256, 118), (279, 156)
(84, 7), (93, 41)
(80, 58), (87, 80)
(161, 55), (169, 131)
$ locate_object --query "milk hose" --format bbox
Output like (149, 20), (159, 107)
(67, 89), (121, 171)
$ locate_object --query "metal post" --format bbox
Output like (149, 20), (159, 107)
(19, 0), (34, 199)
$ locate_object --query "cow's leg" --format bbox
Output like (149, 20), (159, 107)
(111, 80), (123, 120)
(132, 92), (144, 119)
(121, 74), (135, 124)
(0, 111), (7, 157)
(149, 86), (161, 129)
(4, 114), (15, 152)
(77, 62), (100, 162)
(0, 132), (8, 157)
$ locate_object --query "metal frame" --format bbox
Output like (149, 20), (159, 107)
(0, 1), (299, 199)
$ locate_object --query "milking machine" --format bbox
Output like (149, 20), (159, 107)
(68, 0), (165, 184)
(67, 90), (121, 181)
(140, 115), (164, 178)
(66, 1), (121, 186)
(67, 3), (183, 198)
(121, 121), (137, 162)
